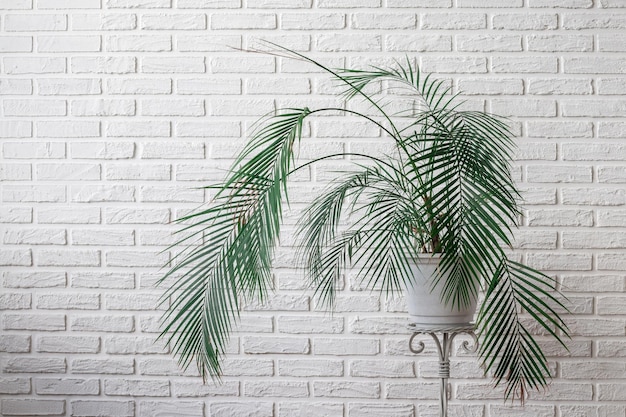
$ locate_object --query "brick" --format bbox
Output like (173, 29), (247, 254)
(350, 317), (408, 334)
(107, 35), (171, 52)
(528, 78), (593, 95)
(421, 12), (486, 29)
(71, 99), (135, 117)
(39, 207), (100, 224)
(37, 121), (101, 137)
(37, 293), (100, 310)
(350, 360), (415, 378)
(0, 249), (32, 266)
(599, 209), (626, 227)
(0, 121), (32, 138)
(0, 0), (33, 9)
(526, 253), (592, 271)
(0, 377), (30, 394)
(221, 358), (273, 377)
(282, 12), (345, 30)
(141, 99), (204, 116)
(561, 274), (624, 293)
(105, 335), (167, 354)
(35, 378), (99, 395)
(491, 99), (556, 117)
(0, 293), (31, 310)
(39, 0), (100, 8)
(528, 34), (593, 52)
(107, 78), (172, 94)
(139, 401), (204, 417)
(2, 271), (65, 288)
(37, 163), (101, 180)
(564, 317), (625, 336)
(70, 315), (134, 333)
(178, 78), (240, 94)
(37, 336), (100, 353)
(71, 142), (134, 159)
(3, 99), (66, 116)
(313, 381), (380, 398)
(562, 100), (626, 117)
(71, 185), (135, 202)
(563, 13), (626, 29)
(529, 0), (592, 6)
(4, 228), (66, 245)
(72, 229), (134, 246)
(177, 34), (242, 51)
(38, 36), (101, 52)
(71, 401), (134, 417)
(457, 34), (522, 52)
(106, 0), (171, 7)
(278, 316), (344, 334)
(599, 121), (626, 138)
(72, 13), (137, 30)
(0, 163), (31, 181)
(175, 121), (240, 137)
(385, 34), (451, 52)
(562, 187), (626, 206)
(527, 121), (592, 138)
(248, 0), (311, 6)
(72, 56), (136, 74)
(598, 166), (626, 184)
(105, 293), (161, 310)
(278, 403), (344, 417)
(244, 381), (309, 398)
(3, 57), (66, 74)
(106, 121), (170, 137)
(278, 359), (343, 377)
(0, 36), (33, 52)
(0, 400), (65, 416)
(421, 56), (487, 73)
(141, 13), (206, 30)
(0, 335), (31, 353)
(71, 358), (134, 374)
(243, 336), (310, 354)
(3, 357), (66, 373)
(3, 142), (64, 158)
(104, 379), (170, 397)
(492, 13), (557, 29)
(105, 249), (169, 267)
(599, 78), (626, 95)
(0, 79), (33, 95)
(351, 12), (416, 29)
(0, 207), (32, 223)
(599, 33), (626, 51)
(317, 34), (381, 52)
(139, 186), (204, 203)
(211, 13), (276, 29)
(598, 253), (626, 270)
(527, 164), (592, 183)
(212, 56), (275, 73)
(105, 207), (169, 224)
(492, 56), (558, 73)
(348, 403), (413, 417)
(210, 402), (273, 417)
(565, 57), (626, 74)
(527, 209), (593, 227)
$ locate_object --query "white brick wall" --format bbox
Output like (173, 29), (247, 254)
(1, 1), (625, 417)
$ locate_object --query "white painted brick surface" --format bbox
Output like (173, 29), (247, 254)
(0, 2), (625, 417)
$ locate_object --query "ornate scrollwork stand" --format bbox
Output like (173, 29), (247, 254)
(408, 324), (479, 417)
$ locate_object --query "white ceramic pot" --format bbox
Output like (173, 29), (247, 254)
(404, 255), (477, 328)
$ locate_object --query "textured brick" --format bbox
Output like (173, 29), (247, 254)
(0, 2), (624, 413)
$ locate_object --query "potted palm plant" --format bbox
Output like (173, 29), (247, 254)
(159, 45), (568, 402)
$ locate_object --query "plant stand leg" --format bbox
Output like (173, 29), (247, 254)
(408, 325), (479, 417)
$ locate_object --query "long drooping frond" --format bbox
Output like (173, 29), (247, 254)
(159, 108), (310, 378)
(161, 45), (568, 402)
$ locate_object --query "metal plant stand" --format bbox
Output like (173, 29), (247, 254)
(408, 324), (479, 417)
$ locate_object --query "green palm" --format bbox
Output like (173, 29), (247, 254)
(159, 46), (568, 400)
